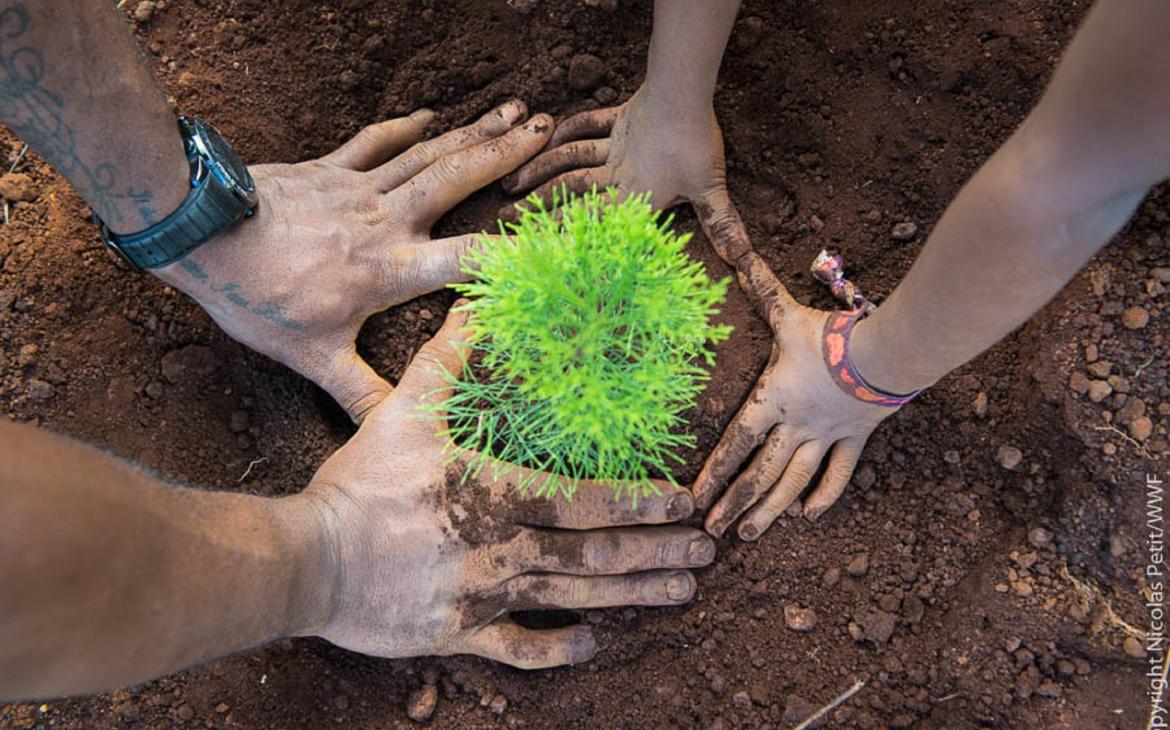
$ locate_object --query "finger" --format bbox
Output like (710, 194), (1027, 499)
(381, 233), (492, 304)
(702, 427), (797, 538)
(691, 387), (776, 511)
(498, 167), (608, 223)
(498, 525), (715, 577)
(394, 304), (472, 401)
(374, 99), (528, 190)
(465, 620), (596, 670)
(733, 250), (800, 329)
(320, 109), (435, 171)
(480, 465), (695, 529)
(496, 570), (696, 612)
(501, 138), (611, 194)
(308, 344), (394, 424)
(547, 105), (621, 148)
(403, 114), (555, 230)
(802, 437), (866, 522)
(736, 440), (830, 541)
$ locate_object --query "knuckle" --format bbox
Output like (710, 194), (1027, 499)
(431, 154), (464, 184)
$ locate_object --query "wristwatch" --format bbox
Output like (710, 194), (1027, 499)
(98, 116), (258, 270)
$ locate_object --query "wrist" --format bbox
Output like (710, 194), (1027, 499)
(848, 314), (935, 397)
(269, 492), (341, 638)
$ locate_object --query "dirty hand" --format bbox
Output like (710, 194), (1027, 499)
(155, 101), (552, 423)
(693, 253), (899, 540)
(498, 87), (752, 265)
(297, 306), (714, 668)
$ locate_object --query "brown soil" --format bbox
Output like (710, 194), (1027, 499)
(1, 0), (1163, 728)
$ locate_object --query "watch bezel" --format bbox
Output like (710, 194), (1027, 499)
(181, 116), (258, 208)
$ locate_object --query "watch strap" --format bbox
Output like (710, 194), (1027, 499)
(103, 162), (247, 270)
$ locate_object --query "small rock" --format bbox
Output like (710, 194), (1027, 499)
(1121, 306), (1149, 330)
(996, 445), (1023, 470)
(214, 703), (229, 714)
(859, 610), (898, 646)
(783, 604), (818, 632)
(822, 566), (841, 589)
(418, 308), (434, 321)
(809, 214), (825, 232)
(1068, 371), (1091, 395)
(846, 553), (870, 577)
(972, 391), (988, 417)
(853, 463), (876, 489)
(407, 684), (438, 722)
(1035, 681), (1062, 698)
(593, 86), (618, 105)
(489, 695), (508, 715)
(26, 379), (55, 402)
(891, 221), (918, 240)
(1028, 527), (1053, 549)
(176, 703), (194, 721)
(1087, 360), (1113, 378)
(732, 691), (752, 708)
(0, 172), (36, 202)
(1087, 379), (1113, 403)
(1124, 636), (1145, 659)
(568, 54), (606, 90)
(1130, 417), (1154, 442)
(133, 0), (156, 22)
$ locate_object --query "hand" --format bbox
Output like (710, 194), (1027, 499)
(155, 101), (552, 422)
(499, 86), (753, 266)
(296, 306), (715, 669)
(692, 253), (900, 540)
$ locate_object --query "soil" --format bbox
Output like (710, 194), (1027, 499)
(0, 0), (1164, 728)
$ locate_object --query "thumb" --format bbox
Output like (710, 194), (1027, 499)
(395, 302), (473, 401)
(313, 344), (393, 424)
(694, 186), (798, 326)
(465, 620), (597, 670)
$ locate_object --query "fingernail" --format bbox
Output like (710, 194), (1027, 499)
(666, 493), (694, 521)
(804, 505), (825, 522)
(567, 630), (597, 664)
(687, 536), (716, 566)
(739, 522), (759, 541)
(410, 108), (435, 125)
(665, 573), (694, 602)
(524, 114), (552, 134)
(497, 99), (526, 125)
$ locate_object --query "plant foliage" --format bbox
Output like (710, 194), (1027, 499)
(437, 188), (731, 501)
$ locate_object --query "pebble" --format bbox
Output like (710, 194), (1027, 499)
(176, 703), (194, 721)
(891, 221), (918, 240)
(26, 379), (55, 402)
(593, 86), (618, 105)
(0, 172), (36, 202)
(489, 695), (508, 715)
(1087, 360), (1112, 378)
(1028, 527), (1053, 549)
(809, 214), (825, 232)
(133, 0), (156, 22)
(972, 391), (988, 417)
(407, 684), (438, 722)
(732, 691), (752, 708)
(1124, 636), (1146, 659)
(1130, 416), (1153, 442)
(568, 54), (606, 90)
(418, 308), (434, 321)
(783, 604), (817, 632)
(1121, 306), (1149, 330)
(1087, 380), (1113, 403)
(996, 445), (1022, 470)
(1068, 371), (1090, 395)
(846, 553), (870, 577)
(859, 610), (898, 646)
(822, 566), (841, 589)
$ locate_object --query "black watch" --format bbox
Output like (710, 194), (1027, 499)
(98, 116), (258, 270)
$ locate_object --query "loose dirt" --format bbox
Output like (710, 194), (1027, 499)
(1, 0), (1162, 727)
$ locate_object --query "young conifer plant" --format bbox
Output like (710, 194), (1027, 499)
(437, 187), (731, 502)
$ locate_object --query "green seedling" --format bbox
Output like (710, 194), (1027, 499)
(435, 187), (731, 502)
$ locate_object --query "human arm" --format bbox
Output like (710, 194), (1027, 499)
(1, 1), (553, 422)
(501, 0), (755, 263)
(694, 0), (1170, 539)
(0, 308), (712, 701)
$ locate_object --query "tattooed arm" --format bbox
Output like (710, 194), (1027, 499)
(0, 2), (188, 231)
(0, 1), (553, 422)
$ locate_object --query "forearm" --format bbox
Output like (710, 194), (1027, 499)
(0, 0), (188, 233)
(850, 0), (1170, 394)
(642, 0), (741, 111)
(0, 422), (334, 701)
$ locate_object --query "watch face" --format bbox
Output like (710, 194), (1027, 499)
(188, 118), (256, 199)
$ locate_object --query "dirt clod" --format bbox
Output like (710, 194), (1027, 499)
(0, 172), (36, 202)
(407, 685), (438, 722)
(567, 54), (606, 90)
